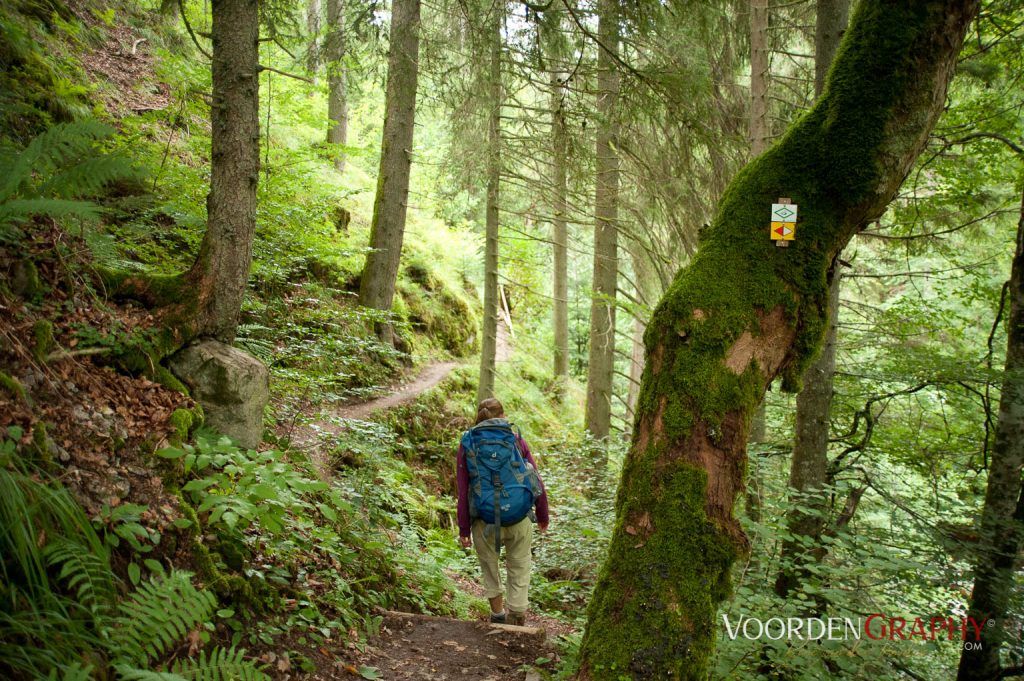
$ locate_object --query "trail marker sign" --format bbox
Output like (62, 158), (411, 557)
(770, 197), (796, 247)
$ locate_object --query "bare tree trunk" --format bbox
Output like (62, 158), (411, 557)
(747, 0), (770, 445)
(476, 3), (502, 404)
(625, 314), (645, 427)
(749, 0), (770, 159)
(957, 186), (1024, 681)
(357, 0), (420, 316)
(583, 0), (620, 451)
(576, 2), (977, 677)
(324, 0), (348, 171)
(306, 0), (322, 80)
(774, 0), (850, 604)
(814, 0), (849, 97)
(184, 0), (260, 343)
(775, 267), (841, 600)
(551, 68), (570, 395)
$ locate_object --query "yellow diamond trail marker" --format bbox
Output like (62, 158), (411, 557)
(771, 197), (796, 247)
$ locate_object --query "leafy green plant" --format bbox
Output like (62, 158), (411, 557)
(161, 434), (328, 534)
(94, 502), (161, 553)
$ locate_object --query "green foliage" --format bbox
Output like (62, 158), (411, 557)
(108, 570), (216, 667)
(0, 120), (138, 242)
(94, 502), (161, 553)
(163, 434), (328, 534)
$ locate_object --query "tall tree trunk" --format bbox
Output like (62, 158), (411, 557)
(475, 3), (502, 405)
(306, 0), (321, 80)
(774, 268), (841, 600)
(957, 186), (1024, 681)
(184, 0), (260, 343)
(357, 0), (420, 315)
(774, 0), (850, 603)
(551, 68), (570, 395)
(814, 0), (849, 97)
(324, 0), (348, 171)
(576, 2), (977, 677)
(747, 0), (770, 445)
(583, 0), (620, 450)
(625, 314), (645, 428)
(748, 0), (770, 159)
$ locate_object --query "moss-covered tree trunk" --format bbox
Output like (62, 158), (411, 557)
(357, 0), (420, 314)
(324, 0), (347, 171)
(476, 1), (502, 404)
(773, 0), (850, 604)
(184, 0), (259, 343)
(957, 186), (1024, 681)
(584, 0), (620, 449)
(576, 2), (977, 678)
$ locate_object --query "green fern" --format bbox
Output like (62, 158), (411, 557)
(117, 647), (269, 681)
(44, 537), (116, 618)
(106, 571), (216, 667)
(46, 662), (95, 680)
(169, 647), (269, 681)
(0, 119), (138, 238)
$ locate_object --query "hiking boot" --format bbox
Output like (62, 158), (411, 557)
(507, 611), (526, 626)
(489, 611), (507, 624)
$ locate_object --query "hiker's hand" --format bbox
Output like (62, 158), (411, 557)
(459, 535), (472, 548)
(538, 522), (548, 534)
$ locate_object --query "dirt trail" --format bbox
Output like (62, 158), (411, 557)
(335, 360), (462, 420)
(354, 611), (550, 680)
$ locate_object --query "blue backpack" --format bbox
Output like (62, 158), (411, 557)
(461, 419), (541, 550)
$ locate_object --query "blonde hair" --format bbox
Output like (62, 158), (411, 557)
(475, 397), (505, 424)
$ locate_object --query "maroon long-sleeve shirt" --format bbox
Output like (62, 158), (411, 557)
(456, 435), (549, 538)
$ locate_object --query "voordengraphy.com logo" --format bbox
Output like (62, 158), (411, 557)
(722, 614), (990, 642)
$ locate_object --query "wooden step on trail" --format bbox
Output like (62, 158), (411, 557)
(352, 609), (551, 680)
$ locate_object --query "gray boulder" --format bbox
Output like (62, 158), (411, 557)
(168, 341), (269, 449)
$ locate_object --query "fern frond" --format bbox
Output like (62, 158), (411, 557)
(170, 647), (269, 681)
(0, 120), (114, 201)
(46, 661), (95, 680)
(44, 537), (115, 617)
(40, 154), (138, 199)
(113, 665), (187, 681)
(106, 571), (216, 667)
(0, 198), (102, 226)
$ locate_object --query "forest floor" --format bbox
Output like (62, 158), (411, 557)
(352, 611), (552, 680)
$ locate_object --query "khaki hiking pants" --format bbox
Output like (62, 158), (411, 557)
(471, 517), (533, 614)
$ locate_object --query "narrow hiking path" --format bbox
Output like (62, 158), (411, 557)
(351, 611), (552, 680)
(335, 360), (462, 420)
(284, 319), (514, 474)
(291, 321), (566, 679)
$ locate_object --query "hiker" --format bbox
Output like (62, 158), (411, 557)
(457, 398), (549, 626)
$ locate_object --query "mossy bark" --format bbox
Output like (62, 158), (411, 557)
(576, 2), (977, 678)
